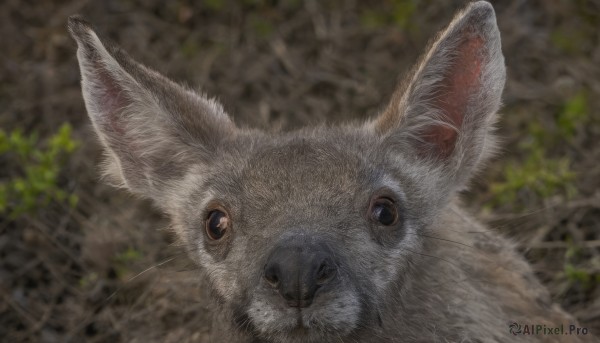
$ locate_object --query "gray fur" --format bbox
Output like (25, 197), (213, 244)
(69, 2), (597, 342)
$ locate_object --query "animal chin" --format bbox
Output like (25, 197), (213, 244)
(249, 298), (361, 342)
(259, 316), (347, 343)
(246, 277), (363, 341)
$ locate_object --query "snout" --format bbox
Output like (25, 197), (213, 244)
(263, 240), (337, 308)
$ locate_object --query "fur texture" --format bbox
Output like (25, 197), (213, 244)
(70, 2), (597, 342)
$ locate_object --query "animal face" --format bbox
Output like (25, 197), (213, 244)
(69, 1), (505, 341)
(170, 129), (430, 341)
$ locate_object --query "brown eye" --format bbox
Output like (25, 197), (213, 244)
(369, 197), (399, 226)
(206, 210), (229, 240)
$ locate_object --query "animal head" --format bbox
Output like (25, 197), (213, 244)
(69, 2), (505, 342)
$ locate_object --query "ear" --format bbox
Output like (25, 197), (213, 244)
(374, 1), (505, 188)
(68, 16), (236, 201)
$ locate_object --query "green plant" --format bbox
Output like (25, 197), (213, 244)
(0, 123), (78, 218)
(79, 272), (99, 288)
(360, 0), (417, 31)
(113, 247), (143, 279)
(557, 91), (588, 140)
(562, 240), (596, 290)
(551, 28), (585, 55)
(490, 147), (576, 207)
(115, 247), (142, 264)
(564, 263), (592, 287)
(489, 132), (576, 208)
(488, 94), (589, 208)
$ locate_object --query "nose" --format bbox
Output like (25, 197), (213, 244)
(263, 240), (337, 308)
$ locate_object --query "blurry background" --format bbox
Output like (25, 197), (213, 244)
(1, 0), (599, 342)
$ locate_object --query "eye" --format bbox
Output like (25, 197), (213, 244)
(369, 197), (399, 226)
(205, 209), (230, 240)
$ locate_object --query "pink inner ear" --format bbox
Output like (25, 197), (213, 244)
(94, 60), (129, 138)
(91, 59), (150, 166)
(424, 34), (483, 158)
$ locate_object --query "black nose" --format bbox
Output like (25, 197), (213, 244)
(263, 240), (337, 308)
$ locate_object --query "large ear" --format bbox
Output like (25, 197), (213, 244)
(374, 1), (505, 189)
(68, 17), (236, 201)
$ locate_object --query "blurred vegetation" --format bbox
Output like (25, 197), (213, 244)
(114, 247), (143, 279)
(0, 123), (79, 218)
(489, 92), (591, 209)
(360, 0), (417, 31)
(199, 0), (304, 40)
(562, 240), (600, 293)
(79, 246), (143, 290)
(200, 0), (420, 38)
(551, 0), (599, 55)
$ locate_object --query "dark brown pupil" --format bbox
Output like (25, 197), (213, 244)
(372, 200), (396, 226)
(207, 210), (227, 239)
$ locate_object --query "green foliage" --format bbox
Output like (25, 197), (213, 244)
(557, 92), (588, 139)
(79, 272), (98, 288)
(115, 247), (142, 264)
(360, 0), (417, 30)
(565, 239), (582, 260)
(78, 248), (143, 287)
(490, 150), (575, 206)
(489, 93), (591, 208)
(180, 37), (201, 59)
(0, 123), (79, 218)
(563, 240), (596, 290)
(564, 263), (592, 287)
(551, 28), (585, 55)
(114, 247), (143, 279)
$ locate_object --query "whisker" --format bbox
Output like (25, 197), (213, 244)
(105, 256), (178, 302)
(406, 232), (474, 249)
(400, 247), (463, 271)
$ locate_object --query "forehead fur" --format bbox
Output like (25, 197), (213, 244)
(215, 126), (384, 197)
